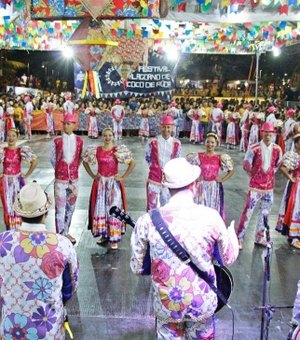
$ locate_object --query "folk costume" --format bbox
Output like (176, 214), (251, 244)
(41, 101), (55, 138)
(0, 182), (78, 340)
(237, 123), (282, 246)
(85, 107), (100, 138)
(239, 105), (252, 152)
(111, 99), (125, 140)
(225, 111), (240, 148)
(131, 158), (239, 339)
(50, 118), (83, 237)
(0, 146), (36, 229)
(210, 103), (224, 144)
(23, 96), (33, 140)
(187, 107), (204, 144)
(145, 118), (181, 211)
(186, 152), (233, 221)
(5, 106), (15, 134)
(63, 93), (75, 116)
(138, 106), (153, 140)
(248, 111), (265, 148)
(165, 101), (181, 137)
(83, 144), (133, 244)
(275, 151), (300, 246)
(283, 109), (296, 152)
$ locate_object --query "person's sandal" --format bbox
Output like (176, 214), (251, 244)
(96, 236), (107, 246)
(110, 243), (118, 250)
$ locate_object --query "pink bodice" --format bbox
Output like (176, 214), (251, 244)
(3, 148), (21, 175)
(96, 147), (118, 177)
(199, 153), (221, 181)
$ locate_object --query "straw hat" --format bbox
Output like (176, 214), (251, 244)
(162, 158), (200, 189)
(62, 114), (76, 124)
(14, 182), (52, 218)
(160, 115), (174, 126)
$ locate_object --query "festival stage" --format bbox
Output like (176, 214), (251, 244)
(0, 135), (297, 339)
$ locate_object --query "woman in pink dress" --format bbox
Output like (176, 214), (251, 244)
(0, 128), (37, 229)
(186, 131), (234, 220)
(138, 103), (153, 144)
(85, 103), (100, 139)
(83, 128), (135, 249)
(275, 134), (300, 248)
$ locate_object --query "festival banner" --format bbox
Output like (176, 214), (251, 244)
(74, 51), (177, 101)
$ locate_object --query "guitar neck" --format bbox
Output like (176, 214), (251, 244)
(109, 206), (136, 228)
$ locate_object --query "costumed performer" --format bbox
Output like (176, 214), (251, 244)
(0, 181), (78, 339)
(186, 131), (234, 221)
(275, 133), (300, 248)
(237, 122), (282, 250)
(83, 127), (135, 250)
(111, 99), (125, 140)
(187, 103), (204, 144)
(145, 116), (181, 211)
(130, 157), (239, 339)
(50, 114), (83, 245)
(0, 128), (37, 229)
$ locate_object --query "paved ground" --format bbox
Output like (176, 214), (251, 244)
(0, 133), (299, 340)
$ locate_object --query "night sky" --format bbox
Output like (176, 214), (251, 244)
(4, 43), (300, 89)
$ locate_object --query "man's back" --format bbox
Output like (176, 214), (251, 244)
(131, 189), (238, 322)
(0, 229), (78, 339)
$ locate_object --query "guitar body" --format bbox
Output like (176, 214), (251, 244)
(214, 264), (234, 312)
(109, 206), (234, 312)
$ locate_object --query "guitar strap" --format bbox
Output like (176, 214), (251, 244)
(150, 208), (229, 307)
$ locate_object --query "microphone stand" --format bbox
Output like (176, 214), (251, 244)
(256, 214), (293, 340)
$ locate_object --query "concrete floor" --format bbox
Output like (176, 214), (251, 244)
(0, 133), (299, 340)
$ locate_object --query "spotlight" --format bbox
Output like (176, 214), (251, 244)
(62, 46), (74, 59)
(165, 45), (179, 62)
(272, 47), (281, 57)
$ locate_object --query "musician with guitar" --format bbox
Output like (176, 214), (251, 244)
(130, 158), (239, 339)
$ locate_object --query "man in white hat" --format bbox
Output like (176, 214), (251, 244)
(0, 181), (78, 339)
(131, 158), (239, 339)
(50, 114), (83, 244)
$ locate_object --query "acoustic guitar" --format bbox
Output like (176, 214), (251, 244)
(109, 206), (234, 312)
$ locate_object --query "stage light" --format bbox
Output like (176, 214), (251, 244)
(272, 47), (281, 57)
(165, 45), (179, 61)
(62, 46), (74, 59)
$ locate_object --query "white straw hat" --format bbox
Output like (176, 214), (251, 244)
(14, 182), (52, 218)
(162, 158), (200, 189)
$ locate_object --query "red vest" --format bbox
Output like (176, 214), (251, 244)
(54, 136), (83, 181)
(148, 138), (180, 184)
(245, 143), (282, 191)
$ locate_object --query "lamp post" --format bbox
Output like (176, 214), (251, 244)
(255, 50), (260, 106)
